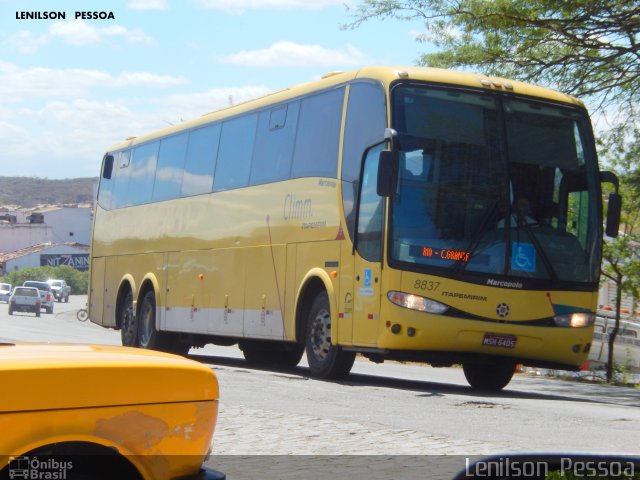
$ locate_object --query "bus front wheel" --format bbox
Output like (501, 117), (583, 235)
(462, 360), (516, 391)
(305, 292), (355, 379)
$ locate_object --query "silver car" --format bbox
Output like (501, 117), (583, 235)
(0, 283), (11, 303)
(22, 281), (54, 314)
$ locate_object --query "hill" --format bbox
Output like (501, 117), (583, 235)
(0, 177), (98, 208)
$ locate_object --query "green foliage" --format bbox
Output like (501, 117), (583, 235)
(346, 0), (640, 114)
(0, 266), (88, 295)
(347, 0), (640, 385)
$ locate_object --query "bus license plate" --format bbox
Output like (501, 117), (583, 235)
(482, 333), (517, 349)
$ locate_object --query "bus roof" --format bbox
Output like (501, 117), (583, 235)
(106, 66), (585, 152)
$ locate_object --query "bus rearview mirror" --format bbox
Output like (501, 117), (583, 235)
(605, 192), (621, 238)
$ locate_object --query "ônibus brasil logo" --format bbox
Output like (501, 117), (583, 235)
(8, 456), (73, 480)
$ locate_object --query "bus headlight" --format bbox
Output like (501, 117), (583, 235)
(387, 291), (449, 314)
(553, 313), (595, 328)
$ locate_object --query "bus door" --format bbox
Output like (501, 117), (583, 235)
(352, 146), (385, 346)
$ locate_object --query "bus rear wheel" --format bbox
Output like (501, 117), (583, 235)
(305, 292), (355, 379)
(120, 291), (137, 347)
(462, 360), (516, 391)
(138, 290), (190, 356)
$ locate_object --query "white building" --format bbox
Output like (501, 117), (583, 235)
(30, 205), (93, 245)
(0, 243), (90, 275)
(0, 221), (52, 252)
(0, 205), (92, 254)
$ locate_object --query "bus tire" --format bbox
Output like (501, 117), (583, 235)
(280, 343), (305, 367)
(138, 291), (190, 356)
(139, 291), (168, 350)
(462, 360), (515, 391)
(240, 340), (304, 367)
(120, 291), (138, 347)
(305, 292), (355, 379)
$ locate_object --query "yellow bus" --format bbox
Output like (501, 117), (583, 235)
(89, 66), (621, 390)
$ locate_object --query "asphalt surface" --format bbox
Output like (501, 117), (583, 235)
(2, 295), (639, 479)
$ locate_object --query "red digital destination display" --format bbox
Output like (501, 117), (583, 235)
(421, 246), (470, 262)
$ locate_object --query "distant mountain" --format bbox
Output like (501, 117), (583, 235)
(0, 177), (98, 209)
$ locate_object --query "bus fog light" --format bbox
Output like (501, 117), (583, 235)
(553, 313), (595, 328)
(387, 291), (449, 314)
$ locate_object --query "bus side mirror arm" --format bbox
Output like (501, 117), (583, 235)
(377, 150), (394, 197)
(377, 128), (398, 197)
(600, 171), (621, 238)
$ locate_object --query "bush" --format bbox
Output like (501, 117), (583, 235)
(0, 266), (88, 294)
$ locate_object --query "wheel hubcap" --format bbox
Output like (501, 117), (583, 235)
(310, 308), (331, 360)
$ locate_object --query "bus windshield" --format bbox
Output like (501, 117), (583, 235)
(390, 85), (600, 285)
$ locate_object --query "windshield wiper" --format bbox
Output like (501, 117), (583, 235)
(451, 201), (499, 275)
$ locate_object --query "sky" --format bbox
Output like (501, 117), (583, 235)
(0, 0), (429, 179)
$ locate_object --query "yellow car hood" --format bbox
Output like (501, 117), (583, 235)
(0, 343), (219, 413)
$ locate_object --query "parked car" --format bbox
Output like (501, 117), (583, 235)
(46, 279), (71, 303)
(0, 343), (224, 480)
(22, 281), (54, 314)
(0, 283), (11, 303)
(8, 287), (41, 317)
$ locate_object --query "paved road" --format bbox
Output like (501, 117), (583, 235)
(2, 296), (639, 479)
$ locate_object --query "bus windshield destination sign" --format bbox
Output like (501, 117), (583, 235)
(409, 245), (471, 263)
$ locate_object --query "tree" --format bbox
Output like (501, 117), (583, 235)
(601, 233), (640, 382)
(599, 129), (640, 382)
(346, 0), (640, 113)
(347, 0), (640, 381)
(1, 266), (88, 295)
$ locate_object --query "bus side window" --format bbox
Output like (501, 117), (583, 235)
(182, 124), (220, 197)
(250, 102), (299, 185)
(342, 81), (386, 241)
(111, 149), (132, 209)
(214, 113), (258, 191)
(153, 133), (188, 202)
(357, 145), (385, 262)
(291, 87), (345, 179)
(126, 141), (160, 206)
(98, 152), (117, 210)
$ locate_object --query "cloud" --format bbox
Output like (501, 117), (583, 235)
(49, 20), (153, 45)
(127, 0), (170, 10)
(160, 86), (272, 123)
(4, 20), (153, 54)
(192, 0), (348, 14)
(221, 41), (368, 67)
(0, 122), (30, 146)
(0, 84), (271, 177)
(7, 30), (49, 54)
(0, 63), (188, 100)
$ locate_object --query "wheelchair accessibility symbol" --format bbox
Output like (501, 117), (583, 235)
(511, 242), (536, 273)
